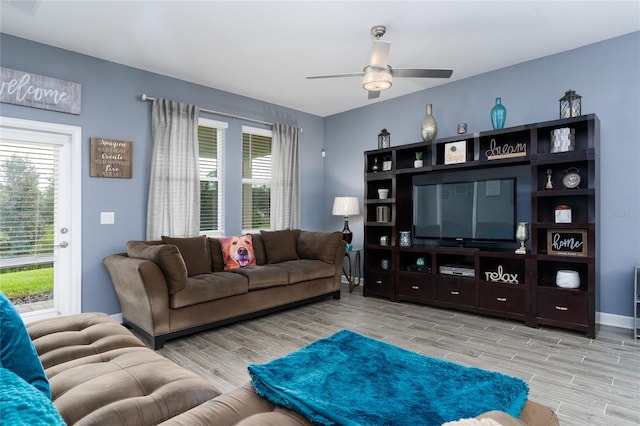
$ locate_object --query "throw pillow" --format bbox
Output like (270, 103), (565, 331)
(126, 241), (188, 294)
(0, 368), (65, 425)
(0, 292), (52, 399)
(220, 234), (257, 270)
(161, 235), (211, 276)
(260, 229), (299, 264)
(207, 238), (226, 272)
(297, 231), (343, 263)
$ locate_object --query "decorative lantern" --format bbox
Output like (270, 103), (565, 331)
(559, 90), (582, 119)
(378, 128), (390, 149)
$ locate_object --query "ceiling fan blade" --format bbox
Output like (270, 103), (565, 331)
(392, 69), (453, 78)
(369, 40), (390, 68)
(368, 90), (381, 100)
(306, 72), (365, 79)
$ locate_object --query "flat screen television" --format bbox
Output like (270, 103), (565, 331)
(413, 178), (516, 243)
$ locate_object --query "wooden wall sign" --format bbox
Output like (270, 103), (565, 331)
(547, 229), (587, 257)
(90, 138), (132, 178)
(0, 67), (81, 114)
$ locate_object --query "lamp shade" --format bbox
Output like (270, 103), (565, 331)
(332, 197), (360, 217)
(362, 66), (392, 91)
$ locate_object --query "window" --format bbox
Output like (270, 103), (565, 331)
(242, 126), (272, 232)
(198, 118), (227, 236)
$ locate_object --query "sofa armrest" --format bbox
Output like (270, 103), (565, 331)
(103, 254), (171, 340)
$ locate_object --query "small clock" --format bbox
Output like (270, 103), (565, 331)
(562, 167), (581, 189)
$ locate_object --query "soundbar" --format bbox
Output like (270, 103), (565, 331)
(439, 264), (476, 277)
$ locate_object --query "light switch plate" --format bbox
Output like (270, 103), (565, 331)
(101, 212), (115, 224)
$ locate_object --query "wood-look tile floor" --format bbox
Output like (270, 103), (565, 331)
(158, 283), (640, 426)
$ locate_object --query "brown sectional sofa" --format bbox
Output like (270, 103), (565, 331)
(25, 312), (560, 425)
(104, 230), (345, 349)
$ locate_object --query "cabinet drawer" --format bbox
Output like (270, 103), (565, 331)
(398, 275), (432, 302)
(435, 279), (476, 306)
(365, 270), (393, 298)
(479, 285), (525, 314)
(537, 291), (587, 324)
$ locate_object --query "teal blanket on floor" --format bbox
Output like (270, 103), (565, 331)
(248, 330), (528, 426)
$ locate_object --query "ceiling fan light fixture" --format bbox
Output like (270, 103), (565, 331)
(362, 66), (392, 91)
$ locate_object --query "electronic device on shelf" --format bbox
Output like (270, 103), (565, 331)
(439, 264), (476, 277)
(407, 265), (431, 273)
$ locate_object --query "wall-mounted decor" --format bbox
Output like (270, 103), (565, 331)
(0, 67), (81, 114)
(90, 137), (133, 178)
(547, 229), (587, 257)
(444, 141), (466, 164)
(485, 138), (527, 160)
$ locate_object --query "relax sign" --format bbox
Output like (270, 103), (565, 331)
(0, 67), (81, 114)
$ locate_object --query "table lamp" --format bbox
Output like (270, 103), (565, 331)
(332, 196), (360, 245)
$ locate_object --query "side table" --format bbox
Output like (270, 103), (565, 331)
(343, 248), (361, 293)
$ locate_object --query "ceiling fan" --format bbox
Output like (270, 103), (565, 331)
(306, 25), (453, 99)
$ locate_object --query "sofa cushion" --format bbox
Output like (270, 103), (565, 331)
(0, 292), (52, 399)
(229, 265), (290, 290)
(0, 368), (65, 425)
(208, 238), (226, 272)
(261, 229), (300, 264)
(170, 272), (249, 309)
(274, 259), (336, 284)
(127, 241), (188, 294)
(297, 231), (342, 264)
(162, 235), (211, 276)
(28, 313), (221, 426)
(221, 235), (257, 270)
(250, 233), (268, 265)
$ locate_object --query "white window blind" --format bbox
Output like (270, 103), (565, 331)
(242, 126), (272, 232)
(0, 141), (57, 259)
(198, 118), (227, 236)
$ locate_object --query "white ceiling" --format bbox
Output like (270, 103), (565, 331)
(1, 1), (639, 117)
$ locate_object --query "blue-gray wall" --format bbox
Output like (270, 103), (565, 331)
(325, 32), (640, 319)
(2, 31), (638, 320)
(0, 34), (326, 315)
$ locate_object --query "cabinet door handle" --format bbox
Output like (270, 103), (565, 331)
(451, 291), (460, 295)
(555, 306), (568, 311)
(411, 285), (420, 290)
(496, 297), (507, 302)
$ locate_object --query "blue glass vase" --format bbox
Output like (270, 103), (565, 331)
(490, 97), (507, 130)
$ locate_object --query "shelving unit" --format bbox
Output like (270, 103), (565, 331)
(363, 114), (599, 337)
(635, 265), (640, 340)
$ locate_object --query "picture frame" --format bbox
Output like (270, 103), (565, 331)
(444, 141), (466, 165)
(547, 229), (587, 257)
(90, 137), (133, 178)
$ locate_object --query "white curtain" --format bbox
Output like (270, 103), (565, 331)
(270, 123), (300, 230)
(146, 98), (200, 240)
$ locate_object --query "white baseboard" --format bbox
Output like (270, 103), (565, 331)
(596, 311), (634, 330)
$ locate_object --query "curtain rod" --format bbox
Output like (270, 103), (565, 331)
(140, 94), (273, 127)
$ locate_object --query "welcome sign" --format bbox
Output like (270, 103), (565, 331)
(0, 67), (81, 114)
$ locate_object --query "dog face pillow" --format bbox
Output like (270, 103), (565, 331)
(221, 234), (257, 270)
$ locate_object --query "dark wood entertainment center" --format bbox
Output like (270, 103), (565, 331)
(363, 114), (599, 337)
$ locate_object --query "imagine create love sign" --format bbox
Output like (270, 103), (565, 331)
(0, 67), (82, 115)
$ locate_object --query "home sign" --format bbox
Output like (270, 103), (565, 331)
(0, 67), (82, 115)
(547, 229), (587, 257)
